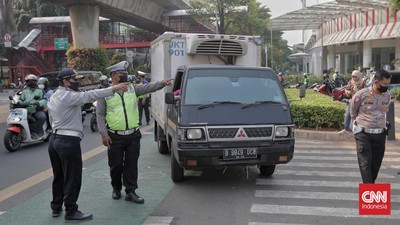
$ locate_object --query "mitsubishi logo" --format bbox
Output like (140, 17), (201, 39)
(237, 128), (247, 138)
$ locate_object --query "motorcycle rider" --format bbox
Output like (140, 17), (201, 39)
(321, 73), (333, 93)
(99, 75), (110, 89)
(38, 77), (54, 100)
(333, 70), (341, 87)
(19, 74), (47, 139)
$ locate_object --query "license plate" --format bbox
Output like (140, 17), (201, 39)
(223, 148), (257, 160)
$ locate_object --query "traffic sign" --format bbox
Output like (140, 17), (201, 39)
(54, 38), (68, 50)
(4, 42), (11, 47)
(4, 33), (11, 41)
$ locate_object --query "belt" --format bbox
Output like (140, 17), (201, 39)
(54, 129), (82, 138)
(363, 128), (385, 134)
(108, 128), (138, 135)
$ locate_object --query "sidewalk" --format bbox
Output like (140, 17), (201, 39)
(0, 132), (174, 225)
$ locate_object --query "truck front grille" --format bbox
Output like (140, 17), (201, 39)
(244, 127), (272, 137)
(207, 126), (274, 140)
(208, 128), (238, 139)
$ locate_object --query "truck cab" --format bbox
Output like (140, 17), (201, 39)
(150, 32), (295, 182)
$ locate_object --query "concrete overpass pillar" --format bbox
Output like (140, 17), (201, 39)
(363, 40), (372, 68)
(69, 4), (100, 48)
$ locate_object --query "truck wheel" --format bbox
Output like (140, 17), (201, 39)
(158, 140), (169, 154)
(171, 147), (184, 182)
(259, 165), (276, 176)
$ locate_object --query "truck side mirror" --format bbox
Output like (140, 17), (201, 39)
(165, 92), (175, 104)
(299, 85), (306, 99)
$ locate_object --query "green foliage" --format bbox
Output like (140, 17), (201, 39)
(188, 0), (269, 35)
(285, 89), (346, 129)
(389, 0), (400, 14)
(109, 53), (125, 67)
(66, 47), (109, 74)
(390, 87), (400, 102)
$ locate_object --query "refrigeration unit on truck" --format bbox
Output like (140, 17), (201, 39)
(150, 32), (295, 182)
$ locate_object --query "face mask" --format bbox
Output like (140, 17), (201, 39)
(352, 77), (359, 82)
(377, 85), (388, 93)
(68, 81), (80, 91)
(27, 81), (36, 88)
(119, 75), (127, 83)
(38, 84), (45, 89)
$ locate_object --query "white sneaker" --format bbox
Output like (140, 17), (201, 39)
(338, 129), (349, 135)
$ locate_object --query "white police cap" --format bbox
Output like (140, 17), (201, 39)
(107, 61), (129, 73)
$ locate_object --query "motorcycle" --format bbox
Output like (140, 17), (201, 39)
(90, 101), (98, 132)
(315, 81), (348, 102)
(4, 92), (50, 152)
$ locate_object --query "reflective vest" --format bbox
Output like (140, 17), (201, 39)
(105, 84), (139, 130)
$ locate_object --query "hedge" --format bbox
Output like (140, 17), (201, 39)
(285, 89), (347, 129)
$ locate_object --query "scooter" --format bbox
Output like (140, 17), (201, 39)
(4, 93), (50, 152)
(315, 82), (348, 102)
(89, 101), (98, 132)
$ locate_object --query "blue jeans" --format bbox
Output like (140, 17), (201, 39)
(344, 103), (351, 131)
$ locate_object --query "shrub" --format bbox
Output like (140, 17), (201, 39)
(285, 89), (346, 129)
(66, 46), (109, 74)
(391, 87), (400, 102)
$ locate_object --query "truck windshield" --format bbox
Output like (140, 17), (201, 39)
(183, 69), (287, 105)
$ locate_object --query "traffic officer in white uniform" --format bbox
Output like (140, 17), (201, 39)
(350, 69), (391, 184)
(96, 61), (172, 203)
(47, 68), (128, 222)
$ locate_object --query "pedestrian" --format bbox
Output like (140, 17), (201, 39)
(137, 73), (150, 126)
(47, 68), (128, 222)
(338, 70), (364, 134)
(19, 74), (47, 139)
(96, 61), (172, 204)
(278, 72), (285, 84)
(350, 69), (391, 183)
(303, 73), (309, 88)
(333, 70), (340, 87)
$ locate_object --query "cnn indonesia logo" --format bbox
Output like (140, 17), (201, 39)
(359, 183), (391, 215)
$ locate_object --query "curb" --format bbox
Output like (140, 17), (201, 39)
(295, 129), (400, 142)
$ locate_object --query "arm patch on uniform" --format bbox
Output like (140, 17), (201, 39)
(354, 96), (361, 103)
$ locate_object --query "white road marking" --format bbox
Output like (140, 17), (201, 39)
(256, 179), (400, 189)
(142, 216), (174, 225)
(251, 204), (400, 219)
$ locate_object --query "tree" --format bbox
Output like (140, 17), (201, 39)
(188, 0), (269, 35)
(389, 0), (400, 13)
(0, 0), (17, 38)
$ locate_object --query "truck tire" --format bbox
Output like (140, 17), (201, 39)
(158, 140), (169, 154)
(171, 147), (184, 182)
(259, 165), (276, 176)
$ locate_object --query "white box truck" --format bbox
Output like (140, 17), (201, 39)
(150, 32), (295, 182)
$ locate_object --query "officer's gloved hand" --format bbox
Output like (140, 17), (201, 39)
(33, 102), (40, 108)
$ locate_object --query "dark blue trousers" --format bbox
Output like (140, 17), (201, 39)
(48, 134), (82, 216)
(107, 130), (141, 193)
(355, 132), (386, 183)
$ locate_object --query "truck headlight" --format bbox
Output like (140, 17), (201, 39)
(275, 126), (289, 137)
(187, 128), (203, 140)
